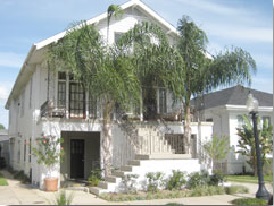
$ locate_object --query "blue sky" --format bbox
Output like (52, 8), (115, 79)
(0, 0), (273, 128)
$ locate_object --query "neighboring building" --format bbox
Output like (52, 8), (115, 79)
(5, 0), (213, 193)
(0, 129), (9, 169)
(192, 85), (273, 174)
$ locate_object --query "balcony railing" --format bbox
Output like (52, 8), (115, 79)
(40, 100), (182, 121)
(40, 101), (66, 118)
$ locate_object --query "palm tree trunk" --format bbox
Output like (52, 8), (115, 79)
(102, 97), (114, 178)
(183, 93), (192, 155)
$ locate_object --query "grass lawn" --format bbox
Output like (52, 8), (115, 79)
(0, 172), (8, 186)
(226, 174), (272, 183)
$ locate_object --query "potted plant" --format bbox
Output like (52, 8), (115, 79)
(32, 136), (64, 191)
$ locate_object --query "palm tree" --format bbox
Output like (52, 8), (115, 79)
(49, 21), (140, 178)
(116, 22), (185, 121)
(176, 16), (256, 154)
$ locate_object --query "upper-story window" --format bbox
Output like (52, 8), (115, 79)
(159, 88), (167, 113)
(58, 71), (66, 108)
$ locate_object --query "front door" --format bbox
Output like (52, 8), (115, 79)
(70, 139), (85, 179)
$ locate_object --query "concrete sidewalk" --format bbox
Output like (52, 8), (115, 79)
(0, 169), (271, 205)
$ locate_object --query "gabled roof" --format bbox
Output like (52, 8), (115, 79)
(6, 0), (178, 108)
(192, 85), (273, 110)
(35, 0), (177, 50)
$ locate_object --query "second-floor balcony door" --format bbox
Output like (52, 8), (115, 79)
(69, 83), (85, 119)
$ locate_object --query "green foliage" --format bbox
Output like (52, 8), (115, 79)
(146, 172), (165, 193)
(54, 190), (74, 205)
(236, 114), (273, 175)
(100, 186), (226, 201)
(0, 172), (8, 186)
(231, 197), (267, 206)
(187, 171), (210, 189)
(208, 170), (226, 186)
(203, 135), (230, 162)
(122, 174), (139, 194)
(32, 137), (65, 176)
(166, 170), (186, 190)
(225, 186), (249, 195)
(13, 170), (31, 183)
(88, 169), (102, 187)
(107, 4), (123, 19)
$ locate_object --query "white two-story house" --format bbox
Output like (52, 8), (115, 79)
(5, 0), (214, 193)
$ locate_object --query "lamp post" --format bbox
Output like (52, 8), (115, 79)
(246, 93), (269, 200)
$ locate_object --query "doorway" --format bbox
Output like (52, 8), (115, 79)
(70, 139), (85, 179)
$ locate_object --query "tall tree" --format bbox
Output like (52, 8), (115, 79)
(117, 22), (185, 120)
(49, 21), (140, 177)
(236, 114), (273, 176)
(176, 16), (256, 154)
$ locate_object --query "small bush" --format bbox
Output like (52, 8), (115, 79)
(166, 170), (186, 190)
(14, 170), (31, 183)
(0, 172), (8, 186)
(88, 169), (102, 187)
(209, 170), (225, 186)
(54, 190), (74, 205)
(231, 197), (267, 206)
(225, 186), (249, 195)
(146, 172), (165, 193)
(187, 170), (209, 189)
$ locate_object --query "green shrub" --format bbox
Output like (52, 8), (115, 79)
(88, 169), (102, 187)
(146, 172), (165, 193)
(225, 186), (249, 195)
(166, 170), (186, 190)
(187, 170), (209, 189)
(231, 197), (267, 206)
(54, 190), (74, 205)
(0, 172), (8, 186)
(13, 170), (30, 183)
(209, 170), (225, 186)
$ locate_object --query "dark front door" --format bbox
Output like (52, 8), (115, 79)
(70, 139), (85, 179)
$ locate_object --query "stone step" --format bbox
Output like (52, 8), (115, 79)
(66, 181), (86, 187)
(98, 181), (108, 189)
(113, 170), (125, 178)
(135, 153), (192, 160)
(121, 165), (133, 172)
(128, 160), (141, 166)
(66, 186), (89, 193)
(106, 175), (119, 183)
(89, 187), (108, 196)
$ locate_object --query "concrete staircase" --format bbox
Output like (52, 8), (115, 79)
(89, 153), (193, 196)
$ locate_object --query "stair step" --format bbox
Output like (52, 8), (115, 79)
(89, 187), (108, 196)
(66, 181), (86, 187)
(128, 160), (141, 166)
(135, 154), (150, 160)
(121, 165), (133, 172)
(135, 153), (192, 160)
(113, 170), (125, 178)
(106, 175), (118, 183)
(66, 187), (89, 192)
(98, 181), (108, 189)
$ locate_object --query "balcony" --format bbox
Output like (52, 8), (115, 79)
(40, 101), (66, 118)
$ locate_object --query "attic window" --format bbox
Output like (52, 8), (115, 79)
(206, 118), (213, 122)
